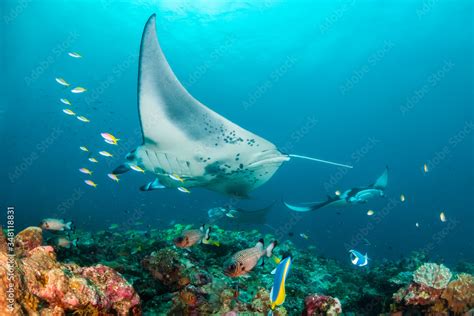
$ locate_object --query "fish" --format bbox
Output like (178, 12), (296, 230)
(99, 151), (113, 157)
(79, 168), (92, 175)
(55, 77), (70, 86)
(80, 146), (89, 152)
(299, 233), (309, 240)
(415, 222), (420, 228)
(349, 249), (368, 267)
(225, 212), (235, 218)
(108, 173), (120, 182)
(60, 98), (71, 105)
(169, 173), (184, 182)
(55, 236), (78, 248)
(285, 166), (388, 212)
(440, 211), (447, 222)
(68, 52), (82, 58)
(84, 180), (97, 187)
(423, 163), (429, 173)
(174, 225), (219, 248)
(130, 164), (145, 173)
(269, 256), (292, 310)
(40, 218), (73, 231)
(109, 224), (119, 230)
(224, 239), (277, 277)
(88, 157), (98, 163)
(101, 132), (119, 144)
(177, 187), (190, 193)
(112, 14), (351, 196)
(71, 87), (87, 93)
(77, 116), (90, 123)
(335, 190), (341, 196)
(400, 194), (405, 202)
(62, 109), (76, 116)
(367, 210), (375, 216)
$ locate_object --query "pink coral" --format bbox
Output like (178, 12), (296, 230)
(394, 282), (443, 306)
(302, 294), (342, 315)
(413, 263), (452, 289)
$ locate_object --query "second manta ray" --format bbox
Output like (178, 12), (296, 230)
(285, 167), (389, 212)
(113, 14), (352, 197)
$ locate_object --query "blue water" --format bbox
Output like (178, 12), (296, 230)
(2, 0), (473, 265)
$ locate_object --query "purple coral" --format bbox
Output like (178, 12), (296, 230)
(302, 294), (342, 315)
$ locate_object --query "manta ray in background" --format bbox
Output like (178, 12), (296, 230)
(113, 14), (352, 197)
(208, 202), (276, 225)
(284, 166), (389, 212)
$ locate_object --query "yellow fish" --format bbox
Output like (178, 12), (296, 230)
(62, 109), (75, 115)
(107, 173), (119, 182)
(101, 132), (119, 144)
(423, 163), (429, 173)
(88, 157), (98, 163)
(79, 168), (92, 175)
(99, 151), (113, 157)
(84, 180), (97, 188)
(71, 87), (87, 93)
(130, 165), (145, 173)
(299, 233), (309, 240)
(77, 116), (90, 123)
(60, 98), (71, 105)
(55, 77), (70, 86)
(335, 190), (341, 196)
(68, 52), (82, 58)
(367, 210), (375, 216)
(400, 194), (405, 202)
(79, 146), (89, 152)
(169, 173), (184, 182)
(178, 187), (190, 194)
(440, 212), (447, 222)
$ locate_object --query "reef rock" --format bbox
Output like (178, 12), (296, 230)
(413, 262), (452, 289)
(441, 273), (474, 313)
(302, 294), (342, 315)
(14, 226), (43, 257)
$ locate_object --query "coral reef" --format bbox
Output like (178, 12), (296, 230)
(441, 273), (474, 313)
(0, 227), (141, 315)
(413, 262), (452, 289)
(302, 294), (342, 315)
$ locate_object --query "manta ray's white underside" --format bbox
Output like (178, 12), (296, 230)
(116, 14), (289, 196)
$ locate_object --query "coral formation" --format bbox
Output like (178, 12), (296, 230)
(302, 294), (342, 315)
(0, 227), (141, 315)
(413, 262), (452, 289)
(441, 273), (474, 313)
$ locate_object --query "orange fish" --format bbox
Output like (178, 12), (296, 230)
(224, 239), (277, 277)
(174, 225), (219, 248)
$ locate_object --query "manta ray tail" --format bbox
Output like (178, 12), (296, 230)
(373, 166), (389, 190)
(288, 154), (353, 169)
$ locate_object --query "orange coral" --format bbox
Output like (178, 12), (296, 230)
(441, 273), (474, 314)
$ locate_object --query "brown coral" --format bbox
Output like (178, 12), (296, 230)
(441, 273), (474, 314)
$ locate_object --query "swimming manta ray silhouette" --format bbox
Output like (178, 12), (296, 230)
(113, 14), (352, 196)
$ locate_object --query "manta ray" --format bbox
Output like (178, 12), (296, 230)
(284, 166), (389, 212)
(113, 14), (351, 196)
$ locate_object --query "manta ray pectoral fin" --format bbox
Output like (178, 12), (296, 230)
(288, 154), (353, 169)
(373, 166), (389, 190)
(140, 178), (166, 191)
(284, 196), (344, 212)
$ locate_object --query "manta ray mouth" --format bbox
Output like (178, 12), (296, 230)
(247, 150), (289, 168)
